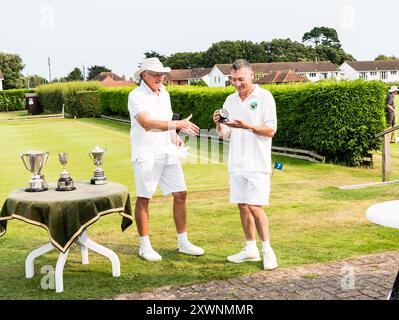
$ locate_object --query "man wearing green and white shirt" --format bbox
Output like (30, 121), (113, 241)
(213, 59), (278, 270)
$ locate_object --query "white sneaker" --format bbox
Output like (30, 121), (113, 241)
(177, 242), (204, 256)
(139, 247), (162, 261)
(227, 248), (261, 263)
(263, 248), (278, 270)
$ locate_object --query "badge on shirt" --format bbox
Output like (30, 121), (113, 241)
(249, 99), (258, 110)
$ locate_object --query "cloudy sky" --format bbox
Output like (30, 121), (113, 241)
(1, 0), (397, 79)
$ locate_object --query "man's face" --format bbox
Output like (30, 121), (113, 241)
(231, 68), (254, 96)
(142, 71), (166, 92)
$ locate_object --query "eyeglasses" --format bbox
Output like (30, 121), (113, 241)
(147, 71), (167, 77)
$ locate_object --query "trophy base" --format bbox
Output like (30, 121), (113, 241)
(56, 186), (76, 192)
(90, 178), (107, 185)
(56, 177), (75, 191)
(25, 187), (48, 192)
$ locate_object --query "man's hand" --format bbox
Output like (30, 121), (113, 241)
(172, 134), (185, 147)
(225, 119), (251, 129)
(213, 110), (221, 124)
(176, 114), (200, 136)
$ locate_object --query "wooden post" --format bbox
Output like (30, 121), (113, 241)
(376, 125), (399, 182)
(382, 134), (391, 182)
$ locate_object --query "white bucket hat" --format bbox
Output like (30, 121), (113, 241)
(389, 85), (399, 93)
(134, 58), (171, 81)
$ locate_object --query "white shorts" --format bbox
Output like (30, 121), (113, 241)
(229, 172), (271, 205)
(133, 158), (187, 198)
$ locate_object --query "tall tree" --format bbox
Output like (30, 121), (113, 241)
(25, 74), (48, 88)
(203, 40), (266, 67)
(144, 51), (166, 63)
(260, 39), (314, 63)
(302, 27), (341, 49)
(87, 65), (111, 80)
(0, 52), (25, 89)
(375, 54), (398, 61)
(66, 67), (84, 81)
(164, 52), (205, 69)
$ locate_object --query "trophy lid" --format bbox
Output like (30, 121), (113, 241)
(90, 145), (106, 154)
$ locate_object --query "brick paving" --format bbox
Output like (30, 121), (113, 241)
(115, 251), (399, 300)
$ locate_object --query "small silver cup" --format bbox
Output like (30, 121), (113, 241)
(89, 146), (107, 185)
(56, 152), (76, 191)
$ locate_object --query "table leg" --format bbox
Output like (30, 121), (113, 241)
(25, 243), (55, 278)
(388, 270), (399, 300)
(77, 230), (120, 277)
(79, 244), (89, 265)
(55, 248), (70, 293)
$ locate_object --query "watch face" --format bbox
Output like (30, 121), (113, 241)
(219, 108), (229, 118)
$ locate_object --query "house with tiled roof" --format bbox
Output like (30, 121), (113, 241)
(208, 61), (341, 87)
(166, 68), (211, 85)
(92, 72), (134, 87)
(340, 60), (399, 82)
(254, 70), (309, 85)
(0, 69), (4, 90)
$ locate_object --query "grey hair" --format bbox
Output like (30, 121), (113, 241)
(231, 59), (253, 72)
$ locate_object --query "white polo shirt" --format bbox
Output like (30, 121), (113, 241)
(128, 81), (174, 162)
(223, 85), (277, 173)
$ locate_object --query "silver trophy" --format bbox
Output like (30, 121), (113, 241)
(20, 151), (49, 192)
(56, 153), (76, 191)
(89, 146), (107, 185)
(219, 108), (229, 123)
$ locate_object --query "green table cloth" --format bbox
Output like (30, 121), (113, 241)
(0, 181), (133, 253)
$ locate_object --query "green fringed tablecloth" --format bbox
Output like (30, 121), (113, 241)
(0, 181), (133, 253)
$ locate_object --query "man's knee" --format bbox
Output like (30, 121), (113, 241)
(173, 191), (187, 203)
(247, 204), (264, 216)
(136, 197), (150, 206)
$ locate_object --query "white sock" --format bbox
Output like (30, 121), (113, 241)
(177, 232), (189, 248)
(261, 240), (272, 252)
(139, 235), (151, 249)
(245, 240), (257, 251)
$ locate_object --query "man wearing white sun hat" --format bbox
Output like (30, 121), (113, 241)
(128, 57), (204, 261)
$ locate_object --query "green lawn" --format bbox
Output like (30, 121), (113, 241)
(1, 117), (399, 299)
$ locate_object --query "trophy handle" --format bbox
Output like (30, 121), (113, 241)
(20, 153), (30, 172)
(43, 151), (49, 168)
(89, 152), (94, 161)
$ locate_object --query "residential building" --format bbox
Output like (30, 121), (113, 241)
(166, 68), (211, 86)
(340, 60), (399, 82)
(92, 72), (134, 87)
(254, 70), (309, 85)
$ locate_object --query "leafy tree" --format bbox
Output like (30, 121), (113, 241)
(87, 65), (111, 80)
(302, 27), (341, 49)
(0, 52), (25, 89)
(164, 52), (205, 69)
(260, 39), (314, 63)
(315, 46), (355, 65)
(25, 74), (48, 88)
(144, 51), (166, 63)
(66, 67), (84, 81)
(375, 54), (398, 61)
(203, 40), (266, 66)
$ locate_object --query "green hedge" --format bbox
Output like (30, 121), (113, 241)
(268, 80), (385, 166)
(99, 86), (135, 118)
(0, 89), (35, 112)
(36, 81), (101, 116)
(97, 81), (386, 166)
(75, 91), (101, 118)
